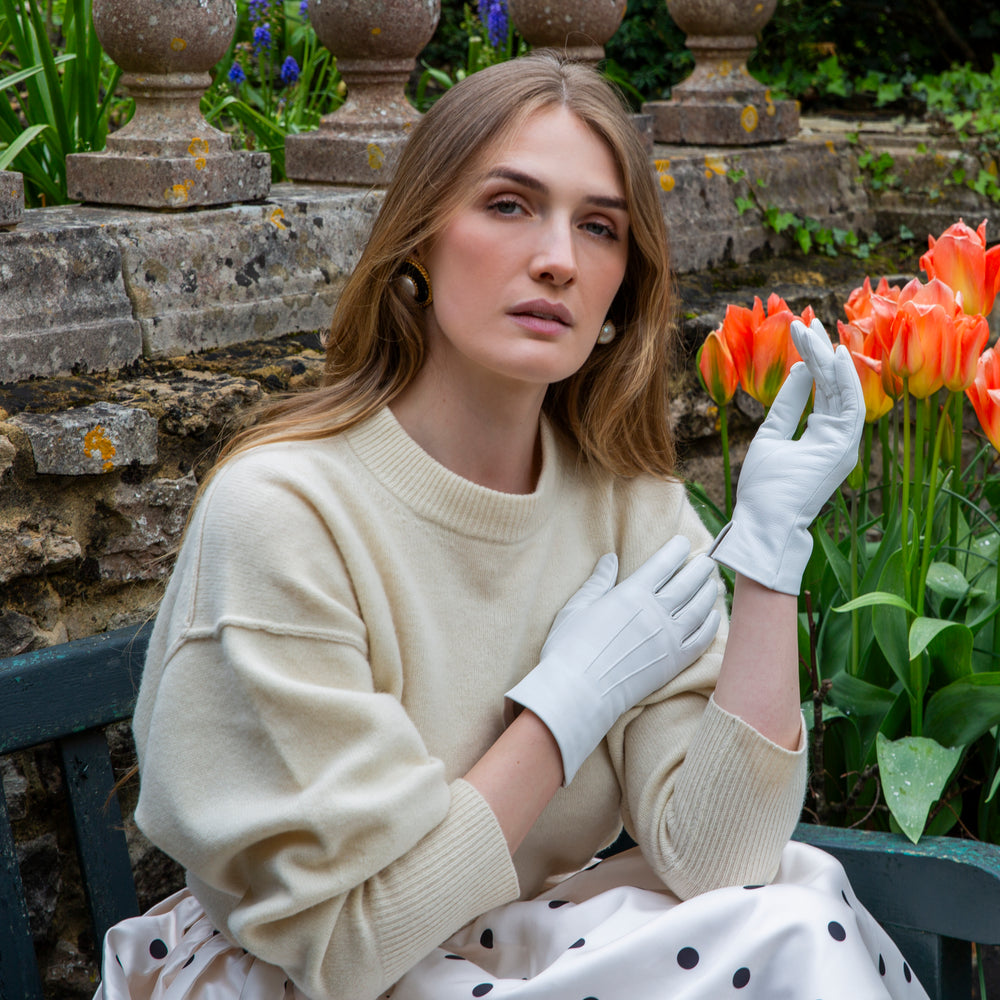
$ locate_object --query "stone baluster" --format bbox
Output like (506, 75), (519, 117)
(0, 171), (24, 229)
(66, 0), (270, 209)
(285, 0), (440, 186)
(507, 0), (627, 66)
(642, 0), (798, 145)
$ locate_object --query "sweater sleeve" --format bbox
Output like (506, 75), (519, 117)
(133, 453), (520, 1000)
(605, 488), (807, 900)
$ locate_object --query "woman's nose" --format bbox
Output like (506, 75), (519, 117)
(529, 220), (577, 286)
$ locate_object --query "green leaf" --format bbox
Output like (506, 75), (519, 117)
(924, 673), (1000, 746)
(876, 733), (962, 843)
(908, 617), (972, 664)
(925, 561), (978, 600)
(813, 526), (852, 598)
(872, 552), (914, 694)
(834, 591), (915, 615)
(828, 672), (898, 717)
(0, 123), (49, 171)
(987, 768), (1000, 805)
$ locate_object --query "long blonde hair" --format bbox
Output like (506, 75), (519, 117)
(216, 51), (678, 479)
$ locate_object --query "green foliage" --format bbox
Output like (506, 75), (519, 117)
(411, 4), (525, 112)
(728, 167), (886, 259)
(797, 406), (1000, 843)
(0, 0), (123, 206)
(201, 0), (343, 181)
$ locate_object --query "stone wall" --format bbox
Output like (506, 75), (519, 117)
(1, 119), (998, 994)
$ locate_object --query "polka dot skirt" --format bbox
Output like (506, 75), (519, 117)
(93, 843), (929, 1000)
(387, 843), (930, 1000)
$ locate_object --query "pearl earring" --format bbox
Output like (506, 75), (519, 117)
(597, 320), (616, 345)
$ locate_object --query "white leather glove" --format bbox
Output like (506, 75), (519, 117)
(710, 318), (865, 595)
(506, 536), (721, 785)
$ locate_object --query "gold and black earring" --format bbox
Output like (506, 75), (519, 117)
(396, 257), (433, 307)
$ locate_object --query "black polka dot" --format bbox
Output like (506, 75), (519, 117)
(570, 938), (585, 949)
(828, 921), (846, 942)
(212, 929), (220, 936)
(904, 963), (912, 982)
(445, 954), (466, 960)
(841, 890), (852, 908)
(183, 955), (195, 968)
(115, 955), (123, 969)
(677, 947), (699, 969)
(480, 928), (494, 949)
(743, 884), (764, 890)
(149, 939), (168, 960)
(878, 954), (886, 976)
(733, 967), (751, 988)
(548, 899), (570, 908)
(472, 985), (493, 997)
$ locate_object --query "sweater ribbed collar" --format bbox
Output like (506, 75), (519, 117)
(345, 406), (565, 543)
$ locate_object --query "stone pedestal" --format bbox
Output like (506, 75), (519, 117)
(285, 0), (439, 186)
(0, 171), (23, 229)
(66, 0), (270, 209)
(507, 0), (627, 65)
(643, 0), (798, 145)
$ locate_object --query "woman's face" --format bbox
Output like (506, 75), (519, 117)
(420, 106), (630, 400)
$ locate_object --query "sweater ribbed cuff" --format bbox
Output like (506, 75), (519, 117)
(375, 779), (520, 985)
(664, 696), (807, 899)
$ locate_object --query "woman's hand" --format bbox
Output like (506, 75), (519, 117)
(710, 318), (865, 595)
(505, 536), (721, 785)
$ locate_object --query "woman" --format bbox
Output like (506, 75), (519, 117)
(96, 52), (926, 1000)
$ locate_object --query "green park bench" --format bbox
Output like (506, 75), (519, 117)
(1, 625), (999, 999)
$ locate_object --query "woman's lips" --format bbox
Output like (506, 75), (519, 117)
(508, 300), (573, 335)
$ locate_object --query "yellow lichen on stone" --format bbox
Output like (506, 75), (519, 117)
(654, 159), (675, 192)
(171, 37), (187, 51)
(740, 105), (759, 133)
(367, 142), (385, 171)
(371, 26), (381, 35)
(164, 179), (194, 206)
(84, 425), (116, 472)
(704, 154), (727, 178)
(270, 207), (287, 230)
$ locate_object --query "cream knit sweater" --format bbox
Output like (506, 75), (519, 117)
(133, 406), (806, 1000)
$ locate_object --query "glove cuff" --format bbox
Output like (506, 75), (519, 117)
(505, 662), (607, 787)
(709, 518), (812, 595)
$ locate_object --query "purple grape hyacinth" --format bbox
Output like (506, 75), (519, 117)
(228, 62), (246, 85)
(477, 0), (508, 47)
(248, 0), (270, 23)
(253, 23), (272, 54)
(280, 56), (300, 85)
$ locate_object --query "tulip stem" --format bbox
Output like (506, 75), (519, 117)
(950, 391), (964, 568)
(880, 413), (893, 524)
(901, 382), (913, 604)
(849, 476), (860, 677)
(720, 403), (732, 520)
(917, 395), (949, 618)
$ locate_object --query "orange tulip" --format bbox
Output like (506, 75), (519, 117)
(697, 327), (739, 406)
(967, 347), (1000, 452)
(941, 311), (990, 392)
(920, 218), (1000, 316)
(871, 278), (959, 399)
(722, 294), (803, 407)
(837, 319), (895, 422)
(844, 276), (902, 324)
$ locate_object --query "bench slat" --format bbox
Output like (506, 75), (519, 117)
(0, 775), (44, 1000)
(0, 624), (152, 754)
(60, 729), (140, 952)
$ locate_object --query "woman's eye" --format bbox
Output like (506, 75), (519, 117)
(488, 198), (524, 216)
(582, 220), (617, 240)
